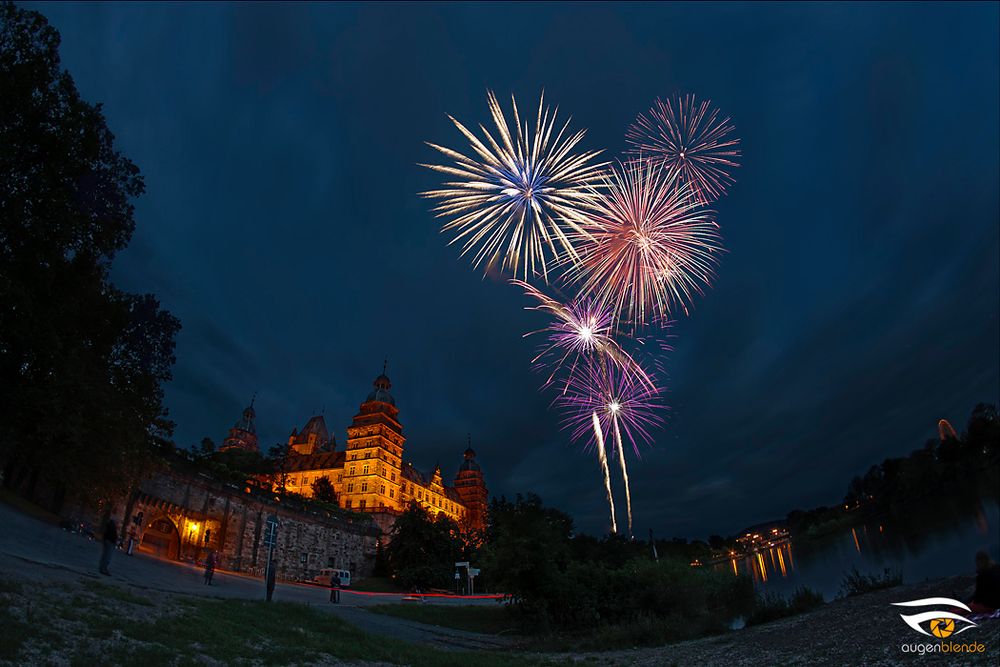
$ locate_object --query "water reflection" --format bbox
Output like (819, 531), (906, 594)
(718, 540), (796, 583)
(713, 497), (999, 600)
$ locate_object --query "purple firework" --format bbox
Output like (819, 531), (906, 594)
(514, 280), (654, 392)
(555, 354), (664, 457)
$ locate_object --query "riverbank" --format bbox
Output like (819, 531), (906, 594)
(2, 550), (997, 666)
(565, 575), (999, 666)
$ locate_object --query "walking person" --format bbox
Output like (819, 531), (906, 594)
(99, 518), (117, 576)
(203, 550), (216, 586)
(329, 573), (340, 603)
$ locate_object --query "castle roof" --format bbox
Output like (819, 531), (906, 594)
(290, 415), (333, 448)
(459, 447), (481, 472)
(365, 372), (395, 406)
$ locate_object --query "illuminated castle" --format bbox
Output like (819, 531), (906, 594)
(236, 369), (488, 533)
(220, 400), (258, 453)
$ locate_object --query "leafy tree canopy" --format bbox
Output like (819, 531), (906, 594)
(0, 2), (179, 506)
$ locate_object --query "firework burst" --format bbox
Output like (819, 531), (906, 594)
(625, 94), (740, 204)
(514, 280), (654, 392)
(571, 159), (724, 327)
(421, 91), (606, 282)
(557, 354), (664, 458)
(557, 355), (663, 535)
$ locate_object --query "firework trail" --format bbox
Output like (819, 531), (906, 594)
(611, 415), (634, 538)
(592, 410), (617, 534)
(513, 280), (654, 392)
(625, 93), (740, 204)
(571, 159), (724, 328)
(421, 91), (606, 282)
(557, 355), (663, 534)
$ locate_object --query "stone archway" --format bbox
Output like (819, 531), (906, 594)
(139, 515), (180, 560)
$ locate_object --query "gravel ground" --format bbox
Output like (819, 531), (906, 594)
(564, 576), (999, 666)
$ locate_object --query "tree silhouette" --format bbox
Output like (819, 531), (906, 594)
(311, 476), (336, 503)
(0, 2), (179, 507)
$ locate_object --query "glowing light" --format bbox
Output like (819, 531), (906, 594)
(611, 414), (633, 537)
(556, 355), (663, 458)
(626, 93), (740, 204)
(557, 355), (663, 536)
(570, 159), (724, 328)
(515, 280), (655, 392)
(421, 91), (606, 282)
(592, 410), (617, 534)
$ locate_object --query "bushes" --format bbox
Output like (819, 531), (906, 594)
(838, 566), (901, 597)
(747, 586), (824, 626)
(505, 557), (754, 640)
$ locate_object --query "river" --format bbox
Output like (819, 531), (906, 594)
(714, 497), (999, 601)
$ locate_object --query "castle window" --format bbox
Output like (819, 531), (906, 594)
(345, 500), (352, 508)
(349, 465), (355, 475)
(391, 473), (396, 481)
(290, 478), (297, 486)
(304, 477), (310, 485)
(361, 482), (368, 492)
(337, 474), (342, 482)
(359, 500), (366, 509)
(389, 489), (394, 498)
(380, 485), (385, 494)
(347, 483), (354, 493)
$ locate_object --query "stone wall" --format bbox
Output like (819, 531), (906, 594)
(113, 468), (380, 583)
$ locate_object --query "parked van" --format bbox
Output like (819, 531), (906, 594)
(314, 568), (351, 588)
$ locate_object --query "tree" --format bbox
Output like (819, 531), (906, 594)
(384, 503), (465, 590)
(967, 403), (1000, 461)
(198, 437), (216, 459)
(0, 2), (179, 507)
(311, 476), (336, 503)
(479, 494), (573, 605)
(265, 443), (291, 493)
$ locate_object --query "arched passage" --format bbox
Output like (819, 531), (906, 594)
(139, 515), (180, 560)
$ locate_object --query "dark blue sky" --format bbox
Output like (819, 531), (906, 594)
(30, 2), (999, 538)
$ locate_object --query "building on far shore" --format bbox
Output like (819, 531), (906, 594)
(248, 369), (488, 535)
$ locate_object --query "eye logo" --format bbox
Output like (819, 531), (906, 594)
(891, 597), (978, 637)
(929, 618), (955, 638)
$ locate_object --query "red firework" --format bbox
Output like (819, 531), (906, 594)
(625, 94), (740, 204)
(571, 159), (724, 328)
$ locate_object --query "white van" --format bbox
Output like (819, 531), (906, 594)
(314, 568), (351, 588)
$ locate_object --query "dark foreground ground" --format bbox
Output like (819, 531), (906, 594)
(1, 499), (998, 666)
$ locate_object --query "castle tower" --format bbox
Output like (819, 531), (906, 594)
(220, 399), (259, 453)
(453, 441), (488, 531)
(289, 415), (333, 455)
(341, 368), (404, 515)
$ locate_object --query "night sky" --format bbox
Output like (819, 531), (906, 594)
(29, 2), (999, 538)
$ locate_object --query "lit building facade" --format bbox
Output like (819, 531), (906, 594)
(260, 371), (488, 533)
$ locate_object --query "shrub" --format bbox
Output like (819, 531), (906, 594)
(838, 566), (902, 597)
(746, 586), (824, 626)
(506, 557), (753, 638)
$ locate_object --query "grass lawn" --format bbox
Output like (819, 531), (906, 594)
(0, 575), (565, 666)
(368, 603), (516, 635)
